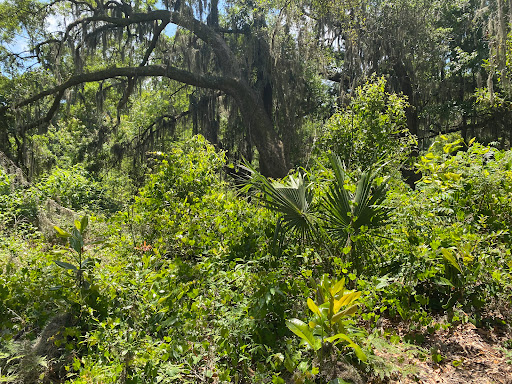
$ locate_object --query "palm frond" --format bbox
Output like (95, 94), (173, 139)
(242, 163), (316, 242)
(322, 159), (351, 240)
(322, 153), (390, 241)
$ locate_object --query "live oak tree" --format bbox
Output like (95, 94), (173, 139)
(4, 0), (512, 180)
(306, 0), (512, 145)
(2, 0), (329, 178)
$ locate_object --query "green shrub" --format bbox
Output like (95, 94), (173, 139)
(317, 76), (415, 170)
(0, 168), (10, 195)
(132, 135), (274, 260)
(37, 164), (117, 212)
(0, 188), (39, 234)
(368, 136), (512, 325)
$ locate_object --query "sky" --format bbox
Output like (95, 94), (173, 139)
(2, 1), (179, 57)
(2, 9), (62, 62)
(1, 0), (229, 73)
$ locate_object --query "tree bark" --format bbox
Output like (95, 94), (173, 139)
(227, 83), (288, 178)
(8, 66), (289, 177)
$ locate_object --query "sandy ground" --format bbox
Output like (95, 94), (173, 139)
(371, 318), (512, 384)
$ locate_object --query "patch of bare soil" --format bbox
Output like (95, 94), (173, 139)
(371, 319), (512, 384)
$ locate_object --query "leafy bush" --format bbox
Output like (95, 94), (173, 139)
(286, 274), (366, 360)
(37, 164), (117, 212)
(317, 76), (415, 170)
(366, 136), (512, 325)
(0, 182), (39, 234)
(0, 168), (10, 195)
(141, 134), (225, 203)
(132, 135), (274, 260)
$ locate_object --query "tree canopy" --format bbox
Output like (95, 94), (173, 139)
(2, 0), (512, 178)
(1, 0), (334, 177)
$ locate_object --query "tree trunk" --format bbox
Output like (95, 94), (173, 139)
(230, 83), (288, 178)
(6, 64), (290, 178)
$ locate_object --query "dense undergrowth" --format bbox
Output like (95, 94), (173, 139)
(1, 81), (512, 383)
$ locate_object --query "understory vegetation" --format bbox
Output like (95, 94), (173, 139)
(1, 78), (512, 383)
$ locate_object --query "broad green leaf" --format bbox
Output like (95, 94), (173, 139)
(286, 319), (321, 351)
(324, 333), (353, 344)
(318, 302), (330, 320)
(54, 226), (71, 237)
(54, 260), (77, 270)
(307, 298), (321, 317)
(350, 343), (367, 361)
(325, 333), (367, 361)
(332, 291), (354, 313)
(69, 236), (82, 254)
(330, 278), (345, 297)
(320, 274), (331, 293)
(331, 304), (358, 323)
(337, 291), (361, 308)
(70, 228), (84, 254)
(332, 297), (344, 314)
(80, 215), (89, 233)
(72, 227), (82, 241)
(440, 248), (461, 273)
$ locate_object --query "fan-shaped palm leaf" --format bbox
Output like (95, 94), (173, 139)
(241, 163), (316, 242)
(322, 153), (390, 242)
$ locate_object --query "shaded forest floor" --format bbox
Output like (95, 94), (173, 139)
(370, 316), (512, 384)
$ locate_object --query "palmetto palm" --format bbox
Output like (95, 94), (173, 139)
(242, 164), (316, 243)
(322, 154), (389, 240)
(322, 154), (390, 270)
(242, 154), (390, 267)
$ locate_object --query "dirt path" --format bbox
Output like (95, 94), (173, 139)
(371, 320), (512, 383)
